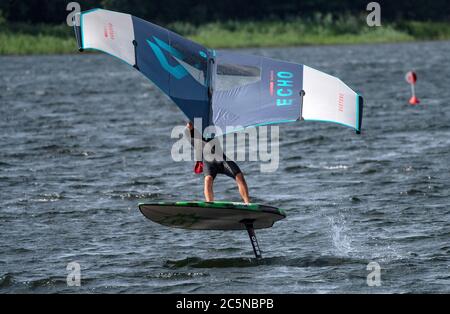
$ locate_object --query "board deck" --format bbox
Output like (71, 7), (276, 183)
(138, 201), (286, 230)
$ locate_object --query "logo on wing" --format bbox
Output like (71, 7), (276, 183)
(103, 23), (115, 40)
(147, 36), (208, 81)
(270, 70), (294, 106)
(146, 36), (189, 79)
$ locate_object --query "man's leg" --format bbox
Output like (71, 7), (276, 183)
(235, 173), (250, 204)
(204, 175), (214, 202)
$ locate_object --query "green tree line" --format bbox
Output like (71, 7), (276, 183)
(1, 0), (449, 24)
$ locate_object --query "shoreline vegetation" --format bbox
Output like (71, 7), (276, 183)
(1, 15), (450, 55)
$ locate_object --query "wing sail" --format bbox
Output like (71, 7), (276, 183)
(211, 51), (363, 135)
(212, 51), (303, 135)
(75, 8), (211, 127)
(302, 65), (363, 133)
(74, 9), (363, 136)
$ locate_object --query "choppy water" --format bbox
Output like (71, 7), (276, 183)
(1, 41), (449, 293)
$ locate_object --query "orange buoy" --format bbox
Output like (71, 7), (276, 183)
(405, 71), (420, 105)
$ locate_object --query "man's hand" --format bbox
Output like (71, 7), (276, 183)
(186, 121), (193, 130)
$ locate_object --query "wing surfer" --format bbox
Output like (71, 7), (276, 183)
(185, 122), (250, 204)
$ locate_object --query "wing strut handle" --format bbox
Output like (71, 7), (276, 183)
(298, 90), (306, 121)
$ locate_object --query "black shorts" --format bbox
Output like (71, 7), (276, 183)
(204, 160), (242, 179)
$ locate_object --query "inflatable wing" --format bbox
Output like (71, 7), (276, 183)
(74, 9), (363, 136)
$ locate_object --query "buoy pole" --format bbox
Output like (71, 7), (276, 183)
(405, 71), (420, 105)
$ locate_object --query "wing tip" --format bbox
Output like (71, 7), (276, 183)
(356, 94), (364, 134)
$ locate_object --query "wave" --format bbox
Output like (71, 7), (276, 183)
(164, 255), (366, 269)
(0, 274), (14, 289)
(108, 191), (163, 200)
(283, 165), (308, 172)
(152, 272), (209, 280)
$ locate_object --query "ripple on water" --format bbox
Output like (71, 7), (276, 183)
(1, 43), (450, 293)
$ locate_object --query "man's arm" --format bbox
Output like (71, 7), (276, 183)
(185, 122), (204, 161)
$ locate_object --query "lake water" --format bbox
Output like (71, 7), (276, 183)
(0, 41), (449, 293)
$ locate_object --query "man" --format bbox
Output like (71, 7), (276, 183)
(185, 122), (250, 204)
